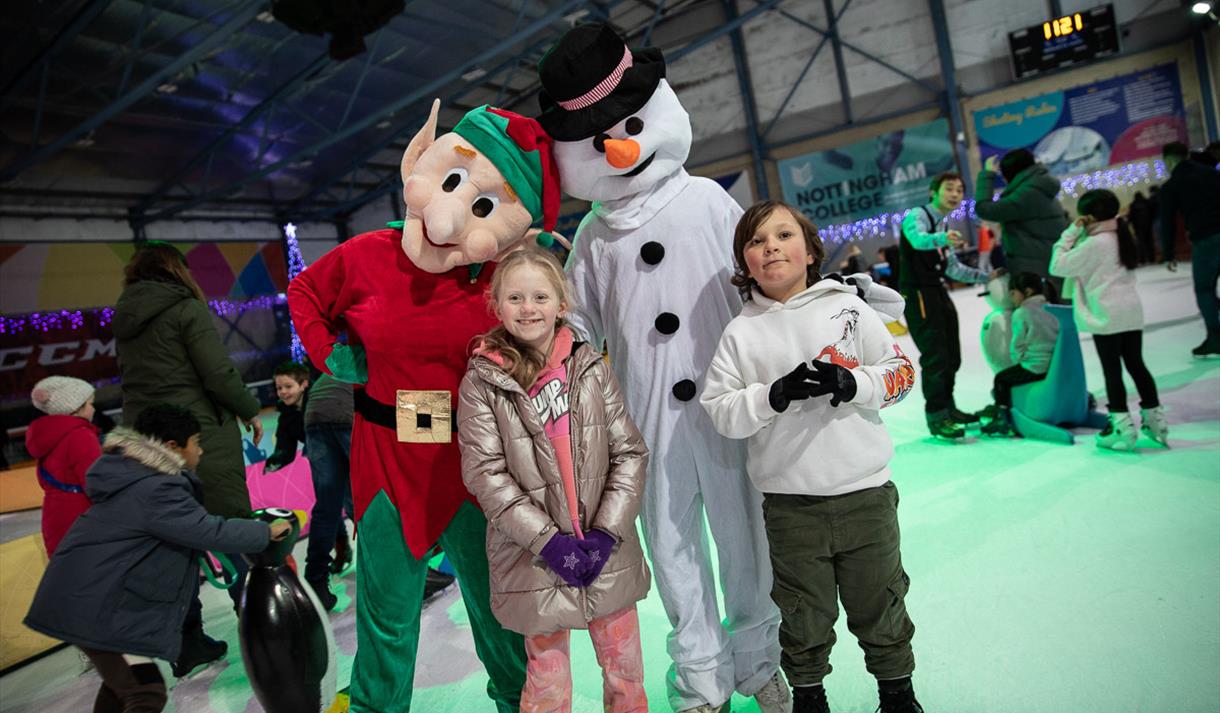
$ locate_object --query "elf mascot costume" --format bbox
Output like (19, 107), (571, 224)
(288, 101), (563, 712)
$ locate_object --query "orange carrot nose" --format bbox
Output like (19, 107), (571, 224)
(604, 138), (641, 169)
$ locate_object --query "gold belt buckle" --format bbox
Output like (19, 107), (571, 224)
(395, 390), (452, 443)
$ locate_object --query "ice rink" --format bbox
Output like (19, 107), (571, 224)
(2, 264), (1217, 713)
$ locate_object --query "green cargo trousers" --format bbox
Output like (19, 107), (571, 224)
(761, 481), (915, 686)
(349, 492), (527, 712)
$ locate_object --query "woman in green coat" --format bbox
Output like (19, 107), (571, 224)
(111, 242), (265, 671)
(113, 243), (263, 520)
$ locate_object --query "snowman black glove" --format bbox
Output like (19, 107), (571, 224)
(823, 272), (867, 300)
(807, 359), (858, 407)
(769, 362), (817, 413)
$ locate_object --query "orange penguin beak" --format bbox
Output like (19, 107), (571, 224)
(604, 138), (641, 169)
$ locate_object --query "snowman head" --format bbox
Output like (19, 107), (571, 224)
(538, 23), (691, 202)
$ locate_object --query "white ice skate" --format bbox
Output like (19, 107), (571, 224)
(1140, 406), (1170, 447)
(1096, 412), (1137, 451)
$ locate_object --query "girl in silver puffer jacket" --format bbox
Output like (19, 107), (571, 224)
(458, 247), (651, 712)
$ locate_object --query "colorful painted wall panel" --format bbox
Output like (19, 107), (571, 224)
(0, 241), (288, 314)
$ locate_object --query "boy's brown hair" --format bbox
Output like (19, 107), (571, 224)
(273, 361), (310, 385)
(731, 200), (825, 300)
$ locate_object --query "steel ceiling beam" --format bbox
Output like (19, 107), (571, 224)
(139, 0), (591, 223)
(296, 0), (782, 222)
(286, 34), (562, 221)
(0, 0), (114, 102)
(762, 0), (851, 140)
(136, 51), (331, 212)
(776, 7), (940, 96)
(668, 0), (785, 62)
(0, 1), (265, 184)
(822, 0), (852, 123)
(928, 0), (968, 186)
(280, 0), (629, 219)
(725, 0), (769, 199)
(1194, 31), (1218, 142)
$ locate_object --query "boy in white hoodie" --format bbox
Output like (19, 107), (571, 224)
(701, 201), (922, 713)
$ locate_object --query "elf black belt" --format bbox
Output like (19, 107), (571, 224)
(354, 389), (396, 430)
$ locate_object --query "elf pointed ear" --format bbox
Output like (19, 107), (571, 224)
(400, 98), (441, 180)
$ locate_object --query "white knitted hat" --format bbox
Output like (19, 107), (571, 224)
(31, 376), (95, 416)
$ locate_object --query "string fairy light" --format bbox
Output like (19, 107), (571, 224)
(814, 160), (1168, 245)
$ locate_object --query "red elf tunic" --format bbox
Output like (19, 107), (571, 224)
(287, 228), (498, 558)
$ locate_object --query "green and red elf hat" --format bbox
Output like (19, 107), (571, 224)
(453, 105), (562, 249)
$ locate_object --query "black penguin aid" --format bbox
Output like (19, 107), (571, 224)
(238, 508), (340, 713)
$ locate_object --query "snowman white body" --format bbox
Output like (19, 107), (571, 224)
(559, 80), (781, 709)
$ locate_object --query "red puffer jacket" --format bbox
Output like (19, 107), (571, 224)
(25, 415), (101, 555)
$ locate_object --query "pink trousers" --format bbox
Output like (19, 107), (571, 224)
(520, 606), (648, 713)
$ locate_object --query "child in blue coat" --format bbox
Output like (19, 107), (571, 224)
(26, 403), (289, 713)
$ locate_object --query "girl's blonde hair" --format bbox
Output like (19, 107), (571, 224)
(478, 246), (573, 388)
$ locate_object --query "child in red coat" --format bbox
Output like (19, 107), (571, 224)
(26, 376), (101, 555)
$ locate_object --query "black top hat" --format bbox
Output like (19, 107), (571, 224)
(537, 23), (666, 142)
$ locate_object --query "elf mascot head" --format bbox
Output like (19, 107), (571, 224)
(401, 98), (562, 273)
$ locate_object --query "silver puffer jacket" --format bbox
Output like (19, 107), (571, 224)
(458, 341), (650, 636)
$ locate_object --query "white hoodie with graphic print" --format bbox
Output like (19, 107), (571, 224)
(701, 279), (915, 497)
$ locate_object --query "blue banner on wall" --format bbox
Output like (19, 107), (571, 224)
(777, 119), (956, 225)
(973, 63), (1186, 177)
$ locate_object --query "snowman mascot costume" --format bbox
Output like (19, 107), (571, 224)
(536, 24), (787, 713)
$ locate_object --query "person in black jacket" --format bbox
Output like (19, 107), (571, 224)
(1159, 142), (1220, 357)
(25, 404), (289, 713)
(265, 361), (310, 471)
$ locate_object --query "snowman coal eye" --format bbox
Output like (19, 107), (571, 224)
(472, 193), (499, 218)
(593, 133), (609, 153)
(442, 167), (469, 192)
(625, 117), (644, 135)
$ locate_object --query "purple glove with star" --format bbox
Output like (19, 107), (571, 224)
(576, 529), (617, 586)
(540, 533), (593, 587)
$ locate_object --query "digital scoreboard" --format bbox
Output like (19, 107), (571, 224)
(1008, 4), (1120, 80)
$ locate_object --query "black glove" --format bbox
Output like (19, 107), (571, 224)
(769, 362), (816, 413)
(807, 359), (858, 407)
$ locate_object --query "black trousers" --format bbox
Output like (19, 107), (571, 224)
(903, 285), (960, 415)
(78, 648), (167, 713)
(993, 365), (1047, 407)
(1092, 330), (1159, 412)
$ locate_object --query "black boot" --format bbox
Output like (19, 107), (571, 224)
(981, 405), (1018, 437)
(307, 576), (338, 612)
(973, 403), (999, 422)
(948, 407), (979, 425)
(793, 684), (830, 713)
(926, 411), (965, 440)
(1191, 332), (1220, 358)
(423, 567), (456, 600)
(877, 677), (924, 713)
(171, 628), (227, 677)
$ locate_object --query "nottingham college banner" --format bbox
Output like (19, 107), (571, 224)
(777, 118), (957, 226)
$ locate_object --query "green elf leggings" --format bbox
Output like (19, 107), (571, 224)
(349, 491), (527, 712)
